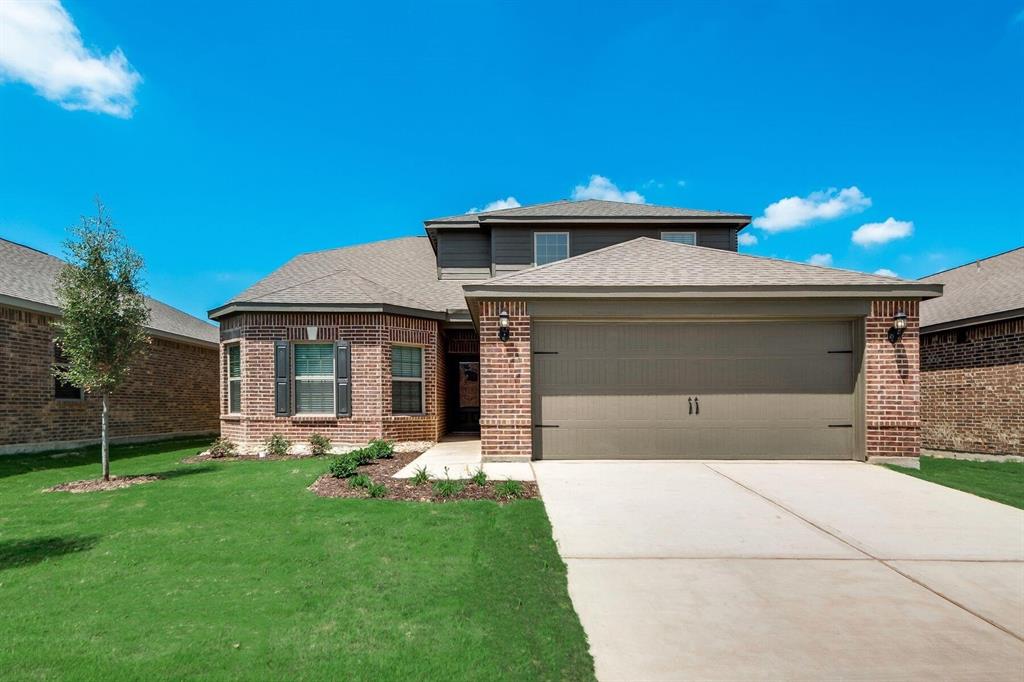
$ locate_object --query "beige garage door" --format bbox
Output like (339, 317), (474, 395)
(532, 320), (858, 460)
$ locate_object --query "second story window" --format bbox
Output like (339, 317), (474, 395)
(534, 232), (569, 266)
(661, 231), (697, 246)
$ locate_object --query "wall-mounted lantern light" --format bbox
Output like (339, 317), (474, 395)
(887, 311), (908, 344)
(497, 309), (510, 342)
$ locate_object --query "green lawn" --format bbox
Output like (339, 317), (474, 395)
(0, 439), (594, 681)
(888, 456), (1024, 509)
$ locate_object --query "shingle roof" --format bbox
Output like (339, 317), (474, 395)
(426, 199), (750, 223)
(464, 237), (941, 293)
(919, 247), (1024, 330)
(0, 238), (219, 345)
(217, 236), (469, 316)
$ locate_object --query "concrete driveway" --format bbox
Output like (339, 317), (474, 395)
(533, 460), (1024, 681)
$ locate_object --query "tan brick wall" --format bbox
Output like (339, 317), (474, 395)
(478, 301), (532, 460)
(0, 304), (219, 452)
(921, 317), (1023, 456)
(865, 300), (921, 459)
(218, 312), (444, 448)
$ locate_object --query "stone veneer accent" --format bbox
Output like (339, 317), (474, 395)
(218, 312), (444, 449)
(921, 317), (1023, 456)
(478, 298), (925, 462)
(478, 301), (532, 462)
(0, 303), (219, 453)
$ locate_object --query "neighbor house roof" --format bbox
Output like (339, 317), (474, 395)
(0, 238), (219, 347)
(209, 237), (470, 320)
(918, 247), (1024, 332)
(425, 199), (751, 225)
(463, 237), (944, 299)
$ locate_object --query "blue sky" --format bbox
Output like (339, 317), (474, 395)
(1, 1), (1021, 320)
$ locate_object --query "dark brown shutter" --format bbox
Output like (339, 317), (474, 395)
(274, 340), (290, 416)
(336, 340), (351, 417)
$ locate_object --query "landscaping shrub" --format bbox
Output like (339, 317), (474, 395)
(308, 433), (332, 457)
(328, 454), (360, 479)
(470, 466), (487, 486)
(433, 469), (465, 498)
(352, 447), (375, 465)
(367, 439), (394, 459)
(367, 483), (387, 498)
(265, 434), (291, 457)
(207, 437), (236, 459)
(411, 466), (430, 486)
(495, 480), (524, 500)
(349, 473), (372, 489)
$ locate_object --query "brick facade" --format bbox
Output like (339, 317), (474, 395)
(219, 312), (445, 449)
(0, 303), (219, 454)
(865, 299), (921, 460)
(478, 301), (532, 462)
(920, 317), (1024, 456)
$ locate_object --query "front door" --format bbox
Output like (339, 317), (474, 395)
(447, 355), (480, 433)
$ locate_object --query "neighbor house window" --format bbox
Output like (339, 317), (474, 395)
(661, 231), (697, 245)
(53, 341), (83, 400)
(227, 345), (242, 413)
(534, 232), (569, 266)
(293, 344), (335, 414)
(391, 345), (423, 414)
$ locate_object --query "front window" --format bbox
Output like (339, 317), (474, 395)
(227, 345), (241, 413)
(391, 345), (423, 414)
(294, 344), (335, 414)
(53, 341), (83, 400)
(661, 231), (696, 245)
(534, 232), (569, 266)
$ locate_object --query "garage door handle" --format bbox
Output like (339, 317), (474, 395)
(534, 424), (559, 428)
(694, 397), (699, 415)
(688, 397), (693, 415)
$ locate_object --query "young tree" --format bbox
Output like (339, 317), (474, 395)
(53, 200), (150, 481)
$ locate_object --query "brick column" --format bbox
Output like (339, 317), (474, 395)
(479, 300), (532, 462)
(865, 299), (921, 464)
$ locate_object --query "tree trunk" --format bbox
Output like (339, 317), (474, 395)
(101, 392), (110, 481)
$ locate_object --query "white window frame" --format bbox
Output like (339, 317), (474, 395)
(226, 343), (242, 414)
(533, 231), (570, 266)
(391, 344), (425, 416)
(661, 231), (697, 246)
(292, 341), (335, 416)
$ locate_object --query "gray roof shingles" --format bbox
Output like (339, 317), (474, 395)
(919, 247), (1024, 329)
(0, 238), (219, 345)
(426, 198), (750, 223)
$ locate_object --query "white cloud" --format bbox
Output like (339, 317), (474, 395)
(467, 196), (521, 214)
(0, 0), (141, 117)
(571, 175), (645, 204)
(677, 180), (687, 187)
(753, 186), (871, 232)
(851, 217), (914, 246)
(873, 268), (899, 277)
(807, 253), (833, 267)
(737, 232), (758, 246)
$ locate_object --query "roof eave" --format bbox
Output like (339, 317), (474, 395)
(208, 301), (449, 322)
(920, 306), (1024, 334)
(461, 284), (945, 300)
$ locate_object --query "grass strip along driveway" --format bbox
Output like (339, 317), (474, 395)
(888, 456), (1024, 510)
(0, 439), (594, 681)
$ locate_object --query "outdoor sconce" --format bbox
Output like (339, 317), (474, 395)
(497, 309), (510, 342)
(887, 310), (908, 344)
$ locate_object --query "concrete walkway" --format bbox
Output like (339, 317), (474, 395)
(392, 437), (534, 481)
(534, 460), (1024, 681)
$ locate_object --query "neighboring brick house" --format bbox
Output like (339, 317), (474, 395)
(918, 248), (1024, 456)
(0, 238), (220, 454)
(210, 199), (941, 465)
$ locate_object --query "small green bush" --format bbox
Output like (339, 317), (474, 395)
(265, 434), (291, 457)
(494, 480), (524, 500)
(367, 483), (387, 498)
(207, 437), (236, 459)
(351, 447), (375, 465)
(433, 470), (465, 498)
(470, 466), (487, 486)
(367, 439), (394, 459)
(328, 454), (360, 478)
(349, 473), (372, 489)
(411, 466), (430, 486)
(308, 433), (332, 457)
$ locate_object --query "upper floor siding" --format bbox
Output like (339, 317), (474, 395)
(436, 223), (740, 279)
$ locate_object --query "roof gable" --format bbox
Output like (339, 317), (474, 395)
(919, 247), (1024, 330)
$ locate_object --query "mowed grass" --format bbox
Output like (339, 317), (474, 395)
(888, 456), (1024, 509)
(0, 439), (594, 681)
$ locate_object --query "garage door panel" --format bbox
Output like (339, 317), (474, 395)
(533, 320), (858, 460)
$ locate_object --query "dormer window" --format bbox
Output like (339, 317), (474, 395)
(661, 231), (697, 246)
(534, 232), (569, 266)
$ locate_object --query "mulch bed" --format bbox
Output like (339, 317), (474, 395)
(183, 441), (434, 464)
(44, 475), (160, 494)
(308, 450), (539, 503)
